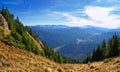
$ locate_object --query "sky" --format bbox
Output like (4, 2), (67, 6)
(0, 0), (120, 28)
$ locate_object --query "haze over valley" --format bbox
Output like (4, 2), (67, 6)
(30, 25), (120, 60)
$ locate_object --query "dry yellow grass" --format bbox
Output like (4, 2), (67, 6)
(0, 41), (62, 72)
(0, 41), (120, 72)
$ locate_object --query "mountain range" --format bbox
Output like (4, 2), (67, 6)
(0, 7), (80, 64)
(30, 25), (120, 60)
(1, 7), (120, 72)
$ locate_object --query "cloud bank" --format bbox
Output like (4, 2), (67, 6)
(52, 6), (120, 28)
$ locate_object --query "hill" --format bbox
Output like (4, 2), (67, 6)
(0, 41), (62, 71)
(0, 6), (120, 72)
(0, 7), (80, 64)
(30, 25), (120, 60)
(0, 41), (120, 72)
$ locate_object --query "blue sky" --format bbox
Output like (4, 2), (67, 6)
(0, 0), (120, 28)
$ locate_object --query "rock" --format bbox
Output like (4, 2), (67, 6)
(0, 13), (9, 30)
(45, 67), (52, 72)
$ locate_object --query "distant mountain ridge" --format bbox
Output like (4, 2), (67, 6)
(1, 7), (120, 72)
(30, 25), (120, 60)
(0, 7), (79, 64)
(31, 25), (69, 29)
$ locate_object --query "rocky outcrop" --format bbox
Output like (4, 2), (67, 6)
(0, 13), (9, 30)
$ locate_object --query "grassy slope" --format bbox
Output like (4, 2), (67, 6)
(0, 41), (120, 72)
(0, 41), (63, 72)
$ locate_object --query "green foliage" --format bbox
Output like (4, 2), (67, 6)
(92, 45), (105, 61)
(107, 35), (119, 57)
(43, 45), (81, 63)
(103, 58), (112, 63)
(0, 7), (81, 64)
(2, 35), (15, 45)
(84, 34), (120, 63)
(0, 7), (43, 56)
(83, 52), (92, 63)
(0, 29), (4, 37)
(25, 26), (39, 41)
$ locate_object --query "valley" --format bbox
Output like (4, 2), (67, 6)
(0, 0), (120, 71)
(30, 25), (120, 60)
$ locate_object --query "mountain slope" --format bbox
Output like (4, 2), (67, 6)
(62, 57), (120, 72)
(0, 7), (80, 64)
(0, 7), (120, 72)
(30, 25), (120, 60)
(0, 41), (120, 72)
(0, 41), (62, 72)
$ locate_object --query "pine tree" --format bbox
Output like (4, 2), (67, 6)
(89, 34), (120, 62)
(0, 7), (81, 64)
(108, 35), (119, 57)
(100, 40), (106, 58)
(84, 52), (92, 63)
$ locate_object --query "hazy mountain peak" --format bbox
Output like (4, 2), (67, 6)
(33, 25), (69, 29)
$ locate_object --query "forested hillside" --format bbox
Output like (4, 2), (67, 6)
(84, 34), (120, 63)
(0, 7), (80, 64)
(30, 25), (120, 60)
(0, 6), (120, 72)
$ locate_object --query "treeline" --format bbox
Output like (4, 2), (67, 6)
(43, 45), (81, 63)
(84, 34), (120, 63)
(0, 6), (80, 64)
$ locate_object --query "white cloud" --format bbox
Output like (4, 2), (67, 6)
(53, 11), (79, 21)
(52, 6), (120, 28)
(84, 6), (120, 28)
